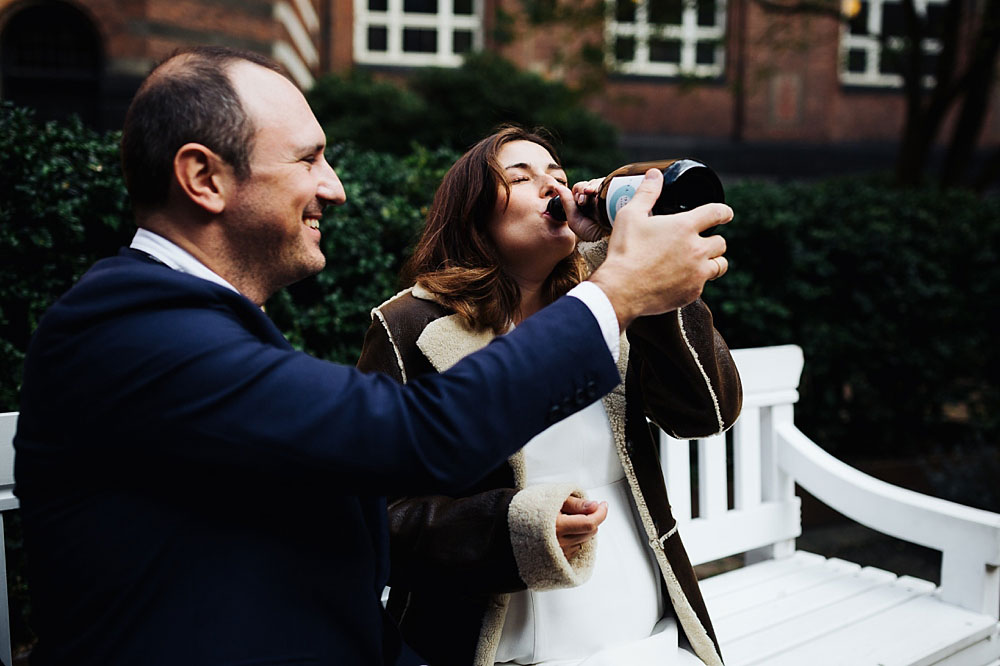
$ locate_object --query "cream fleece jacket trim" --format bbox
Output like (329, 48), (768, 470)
(508, 483), (597, 590)
(410, 284), (495, 373)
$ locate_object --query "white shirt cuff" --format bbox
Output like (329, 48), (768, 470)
(567, 281), (620, 363)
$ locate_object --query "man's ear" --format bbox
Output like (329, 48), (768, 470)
(173, 143), (235, 214)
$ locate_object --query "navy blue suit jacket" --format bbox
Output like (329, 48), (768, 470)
(14, 250), (619, 666)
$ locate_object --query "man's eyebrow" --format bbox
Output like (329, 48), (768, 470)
(300, 143), (325, 155)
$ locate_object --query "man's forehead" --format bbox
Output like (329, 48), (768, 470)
(230, 61), (322, 142)
(229, 61), (300, 109)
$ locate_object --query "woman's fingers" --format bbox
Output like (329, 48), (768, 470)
(556, 500), (608, 549)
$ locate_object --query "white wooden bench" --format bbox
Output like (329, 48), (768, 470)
(667, 345), (1000, 665)
(0, 411), (17, 666)
(1, 344), (998, 665)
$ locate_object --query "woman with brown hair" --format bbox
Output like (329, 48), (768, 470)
(357, 126), (742, 666)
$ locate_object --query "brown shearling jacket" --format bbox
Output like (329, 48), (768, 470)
(356, 243), (742, 666)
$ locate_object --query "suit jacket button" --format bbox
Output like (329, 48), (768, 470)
(575, 387), (587, 406)
(548, 405), (561, 423)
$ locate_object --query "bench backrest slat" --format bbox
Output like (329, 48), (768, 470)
(664, 345), (805, 566)
(0, 413), (17, 512)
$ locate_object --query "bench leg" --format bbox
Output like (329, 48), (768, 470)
(0, 514), (12, 666)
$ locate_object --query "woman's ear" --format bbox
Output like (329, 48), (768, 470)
(173, 143), (234, 214)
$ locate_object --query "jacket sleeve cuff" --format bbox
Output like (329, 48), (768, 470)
(507, 483), (597, 591)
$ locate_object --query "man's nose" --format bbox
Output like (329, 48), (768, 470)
(317, 156), (346, 206)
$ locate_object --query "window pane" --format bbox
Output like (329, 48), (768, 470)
(616, 0), (637, 22)
(649, 38), (681, 62)
(879, 46), (902, 74)
(881, 2), (905, 37)
(925, 3), (945, 38)
(615, 36), (636, 62)
(697, 0), (717, 26)
(848, 1), (868, 34)
(403, 27), (438, 52)
(404, 0), (438, 13)
(847, 47), (866, 72)
(368, 0), (388, 10)
(454, 0), (473, 14)
(922, 50), (938, 78)
(367, 25), (388, 51)
(453, 29), (472, 53)
(696, 41), (716, 65)
(649, 0), (683, 24)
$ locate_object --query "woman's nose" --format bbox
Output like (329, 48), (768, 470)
(540, 176), (559, 197)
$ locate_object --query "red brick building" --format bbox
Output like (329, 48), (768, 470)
(1, 0), (997, 172)
(0, 0), (326, 128)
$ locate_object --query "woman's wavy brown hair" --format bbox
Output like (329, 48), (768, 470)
(402, 126), (586, 334)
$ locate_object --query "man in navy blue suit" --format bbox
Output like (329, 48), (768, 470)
(13, 47), (732, 665)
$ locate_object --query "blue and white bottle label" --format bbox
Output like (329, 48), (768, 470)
(606, 175), (645, 224)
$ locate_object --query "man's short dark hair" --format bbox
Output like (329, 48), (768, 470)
(121, 46), (284, 210)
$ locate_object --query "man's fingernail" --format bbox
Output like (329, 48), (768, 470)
(644, 169), (657, 180)
(583, 500), (597, 509)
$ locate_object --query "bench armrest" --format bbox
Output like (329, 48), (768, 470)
(776, 420), (1000, 617)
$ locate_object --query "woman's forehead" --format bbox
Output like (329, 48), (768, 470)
(498, 140), (561, 169)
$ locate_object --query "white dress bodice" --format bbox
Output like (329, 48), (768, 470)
(495, 400), (700, 665)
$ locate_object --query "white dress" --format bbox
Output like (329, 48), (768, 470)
(494, 401), (704, 666)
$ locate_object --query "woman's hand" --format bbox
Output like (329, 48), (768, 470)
(556, 495), (609, 559)
(553, 179), (605, 242)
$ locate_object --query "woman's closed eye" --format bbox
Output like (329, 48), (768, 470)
(508, 174), (567, 186)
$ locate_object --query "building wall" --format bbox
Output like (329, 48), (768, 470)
(478, 0), (1000, 150)
(2, 0), (997, 151)
(0, 0), (323, 128)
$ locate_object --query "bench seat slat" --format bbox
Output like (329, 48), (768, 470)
(699, 551), (825, 599)
(720, 562), (937, 665)
(755, 586), (999, 666)
(707, 557), (866, 621)
(712, 563), (900, 641)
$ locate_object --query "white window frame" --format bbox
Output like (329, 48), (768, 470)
(839, 0), (945, 87)
(353, 0), (483, 67)
(606, 0), (727, 77)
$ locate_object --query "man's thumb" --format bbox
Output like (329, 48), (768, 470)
(624, 168), (664, 214)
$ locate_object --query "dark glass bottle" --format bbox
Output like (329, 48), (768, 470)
(546, 159), (725, 231)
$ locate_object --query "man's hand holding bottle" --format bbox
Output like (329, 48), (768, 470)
(583, 168), (732, 331)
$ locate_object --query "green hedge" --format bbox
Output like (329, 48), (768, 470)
(307, 52), (623, 176)
(266, 143), (459, 363)
(2, 100), (998, 458)
(0, 102), (133, 413)
(713, 177), (1000, 459)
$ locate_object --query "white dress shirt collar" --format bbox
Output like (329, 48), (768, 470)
(130, 228), (240, 296)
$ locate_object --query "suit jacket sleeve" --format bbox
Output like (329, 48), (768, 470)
(358, 315), (525, 593)
(358, 308), (596, 594)
(16, 261), (621, 499)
